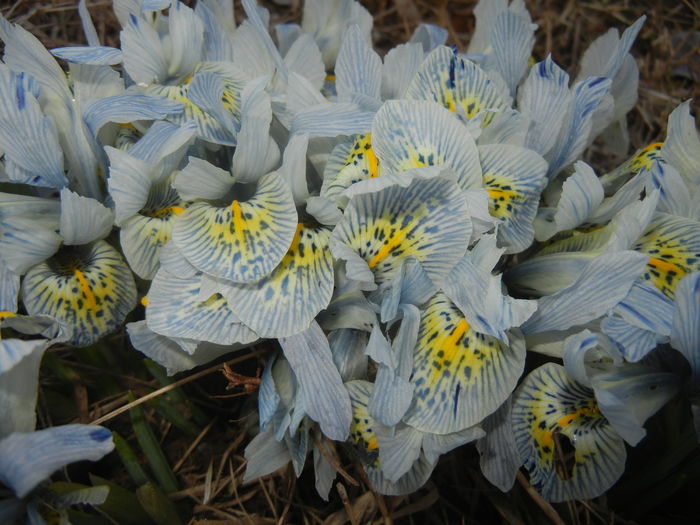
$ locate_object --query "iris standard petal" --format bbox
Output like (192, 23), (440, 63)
(335, 24), (382, 101)
(59, 188), (114, 246)
(488, 8), (535, 96)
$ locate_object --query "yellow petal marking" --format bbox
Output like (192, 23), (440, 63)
(74, 269), (97, 310)
(147, 205), (185, 218)
(367, 224), (412, 269)
(230, 200), (247, 247)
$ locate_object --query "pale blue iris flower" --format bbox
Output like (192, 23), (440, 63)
(1, 0), (697, 505)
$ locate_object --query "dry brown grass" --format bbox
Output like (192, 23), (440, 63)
(2, 1), (699, 523)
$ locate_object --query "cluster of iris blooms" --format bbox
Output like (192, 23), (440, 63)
(0, 0), (698, 518)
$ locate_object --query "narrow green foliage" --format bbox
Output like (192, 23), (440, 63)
(136, 482), (184, 525)
(89, 474), (154, 525)
(113, 431), (150, 486)
(127, 391), (180, 493)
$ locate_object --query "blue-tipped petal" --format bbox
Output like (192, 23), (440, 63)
(512, 363), (626, 502)
(406, 46), (510, 125)
(479, 143), (547, 252)
(0, 339), (50, 437)
(0, 15), (71, 100)
(0, 424), (114, 498)
(278, 322), (352, 441)
(167, 1), (205, 80)
(373, 99), (482, 189)
(22, 241), (137, 347)
(50, 46), (122, 65)
(119, 13), (167, 84)
(219, 224), (334, 338)
(59, 188), (114, 246)
(403, 292), (526, 434)
(331, 175), (471, 288)
(409, 23), (448, 52)
(546, 76), (611, 179)
(0, 67), (67, 189)
(83, 93), (183, 136)
(518, 56), (572, 156)
(173, 172), (297, 281)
